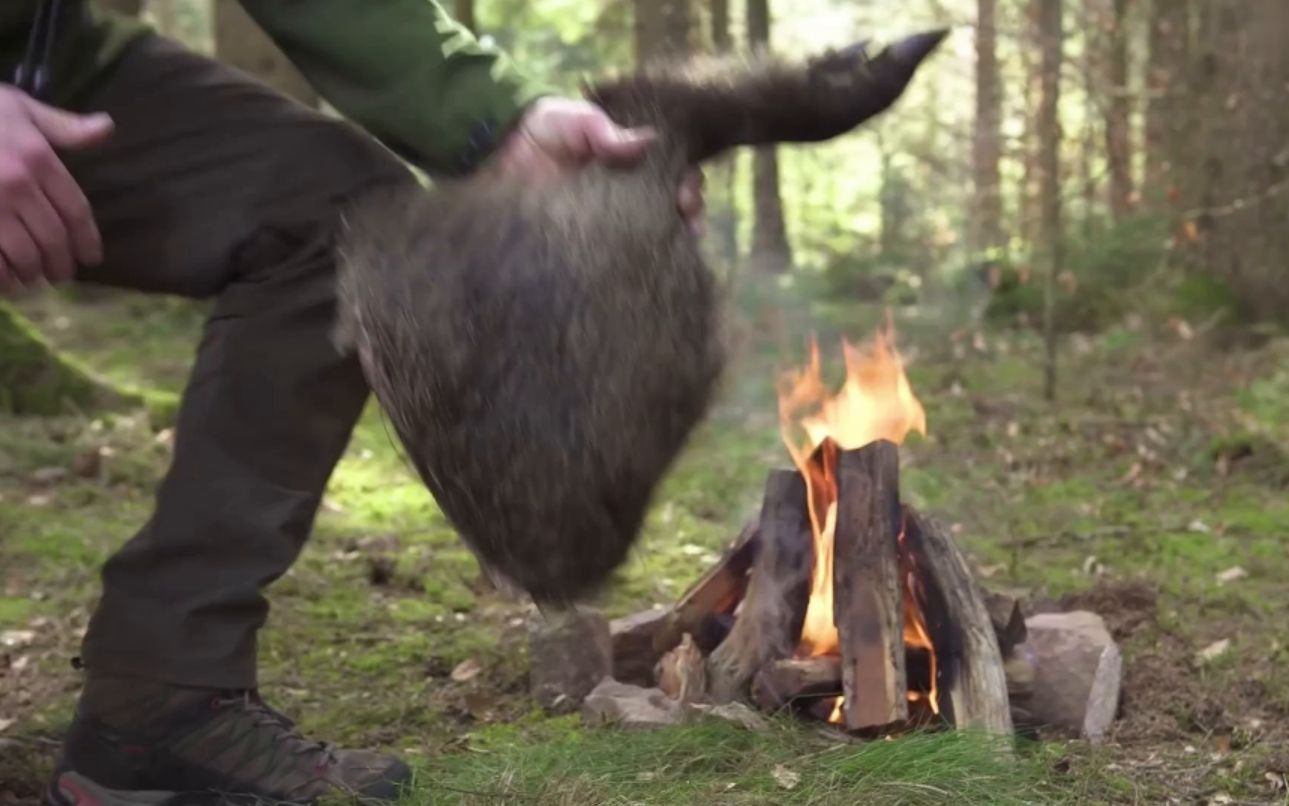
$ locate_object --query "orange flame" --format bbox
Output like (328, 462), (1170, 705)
(776, 317), (940, 719)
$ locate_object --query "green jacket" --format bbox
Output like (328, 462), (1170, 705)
(0, 1), (553, 176)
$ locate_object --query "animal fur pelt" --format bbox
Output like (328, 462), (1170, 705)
(333, 30), (948, 606)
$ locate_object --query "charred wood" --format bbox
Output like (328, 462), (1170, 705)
(706, 471), (813, 702)
(833, 442), (907, 730)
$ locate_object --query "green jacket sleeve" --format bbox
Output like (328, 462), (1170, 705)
(237, 0), (556, 177)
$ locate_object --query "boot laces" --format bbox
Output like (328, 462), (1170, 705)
(213, 690), (340, 765)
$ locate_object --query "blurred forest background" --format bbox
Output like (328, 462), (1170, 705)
(3, 1), (1289, 804)
(5, 0), (1287, 411)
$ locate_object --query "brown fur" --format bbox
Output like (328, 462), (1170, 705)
(333, 32), (947, 606)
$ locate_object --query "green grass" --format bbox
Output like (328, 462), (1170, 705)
(3, 289), (1289, 805)
(406, 721), (1065, 806)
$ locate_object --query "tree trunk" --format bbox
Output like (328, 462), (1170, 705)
(1197, 1), (1289, 321)
(1079, 1), (1099, 236)
(1037, 0), (1063, 401)
(454, 0), (477, 34)
(635, 0), (694, 67)
(747, 0), (792, 273)
(1104, 0), (1135, 221)
(708, 0), (741, 276)
(711, 0), (731, 50)
(1143, 0), (1191, 207)
(213, 0), (318, 108)
(152, 0), (178, 37)
(1018, 0), (1043, 249)
(94, 0), (144, 15)
(972, 0), (1003, 257)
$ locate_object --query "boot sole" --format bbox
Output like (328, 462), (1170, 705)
(45, 771), (312, 806)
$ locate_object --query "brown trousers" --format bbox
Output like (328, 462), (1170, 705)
(59, 33), (415, 689)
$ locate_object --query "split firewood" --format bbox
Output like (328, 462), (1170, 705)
(657, 633), (708, 704)
(833, 442), (908, 730)
(903, 508), (1014, 737)
(610, 606), (672, 686)
(653, 521), (760, 656)
(706, 470), (813, 702)
(750, 656), (843, 712)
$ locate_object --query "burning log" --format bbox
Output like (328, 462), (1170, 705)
(832, 441), (908, 730)
(705, 470), (813, 702)
(654, 522), (759, 656)
(750, 657), (842, 712)
(902, 509), (1013, 735)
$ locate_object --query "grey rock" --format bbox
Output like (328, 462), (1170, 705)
(1024, 610), (1122, 743)
(529, 608), (612, 714)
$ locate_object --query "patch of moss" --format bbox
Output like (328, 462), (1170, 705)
(0, 303), (139, 416)
(0, 596), (37, 627)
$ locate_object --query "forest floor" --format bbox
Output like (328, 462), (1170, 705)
(2, 284), (1288, 805)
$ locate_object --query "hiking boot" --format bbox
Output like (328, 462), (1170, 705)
(45, 677), (413, 805)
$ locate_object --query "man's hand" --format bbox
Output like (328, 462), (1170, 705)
(0, 85), (114, 296)
(490, 96), (705, 236)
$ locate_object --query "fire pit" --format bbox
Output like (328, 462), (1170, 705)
(534, 320), (1122, 742)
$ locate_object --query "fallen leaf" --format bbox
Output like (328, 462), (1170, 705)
(1199, 639), (1231, 663)
(1215, 566), (1247, 585)
(1214, 734), (1231, 754)
(451, 658), (482, 683)
(1208, 794), (1232, 805)
(1168, 316), (1195, 339)
(1119, 462), (1142, 485)
(1266, 771), (1286, 792)
(772, 764), (800, 790)
(11, 655), (29, 672)
(0, 718), (13, 733)
(0, 631), (34, 648)
(26, 493), (53, 507)
(1188, 520), (1211, 534)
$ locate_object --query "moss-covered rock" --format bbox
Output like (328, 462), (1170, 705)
(0, 302), (139, 416)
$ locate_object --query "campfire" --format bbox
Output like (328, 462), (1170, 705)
(535, 319), (1122, 743)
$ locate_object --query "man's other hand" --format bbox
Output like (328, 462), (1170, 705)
(0, 86), (114, 297)
(491, 97), (705, 236)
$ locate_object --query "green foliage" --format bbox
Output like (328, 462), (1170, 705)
(984, 213), (1172, 333)
(1163, 271), (1247, 324)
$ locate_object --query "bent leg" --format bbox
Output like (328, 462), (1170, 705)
(61, 33), (414, 688)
